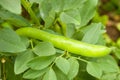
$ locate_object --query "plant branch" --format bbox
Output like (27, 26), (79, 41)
(21, 0), (40, 25)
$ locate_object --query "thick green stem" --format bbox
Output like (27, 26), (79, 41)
(16, 27), (111, 57)
(21, 0), (40, 25)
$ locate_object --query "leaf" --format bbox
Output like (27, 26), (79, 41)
(53, 66), (69, 80)
(55, 57), (70, 74)
(63, 0), (86, 10)
(0, 8), (31, 27)
(100, 72), (117, 80)
(82, 23), (104, 44)
(43, 68), (57, 80)
(0, 0), (21, 14)
(65, 24), (76, 38)
(51, 0), (64, 12)
(67, 57), (79, 79)
(114, 48), (120, 59)
(14, 50), (34, 74)
(0, 28), (26, 53)
(60, 9), (81, 25)
(97, 55), (119, 73)
(20, 36), (30, 48)
(87, 62), (102, 78)
(33, 42), (56, 56)
(27, 55), (55, 70)
(40, 0), (55, 28)
(79, 0), (98, 27)
(23, 68), (48, 79)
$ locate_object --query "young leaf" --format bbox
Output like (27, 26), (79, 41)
(43, 68), (57, 80)
(23, 68), (48, 79)
(27, 55), (55, 70)
(14, 50), (34, 74)
(67, 57), (79, 79)
(0, 0), (21, 14)
(87, 62), (102, 78)
(55, 57), (70, 74)
(33, 42), (56, 56)
(0, 28), (26, 53)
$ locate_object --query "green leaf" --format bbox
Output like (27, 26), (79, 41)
(23, 68), (48, 79)
(114, 48), (120, 59)
(27, 55), (55, 70)
(97, 55), (119, 73)
(100, 72), (118, 80)
(40, 0), (55, 28)
(60, 9), (81, 25)
(79, 0), (98, 27)
(67, 57), (79, 79)
(51, 0), (64, 12)
(0, 0), (21, 14)
(20, 36), (30, 48)
(14, 50), (34, 74)
(87, 62), (102, 78)
(82, 23), (104, 44)
(65, 24), (76, 38)
(53, 66), (69, 80)
(63, 0), (86, 10)
(0, 8), (31, 27)
(33, 42), (56, 56)
(55, 57), (70, 74)
(43, 68), (57, 80)
(0, 28), (26, 53)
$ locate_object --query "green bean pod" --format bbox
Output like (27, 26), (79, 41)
(16, 27), (111, 57)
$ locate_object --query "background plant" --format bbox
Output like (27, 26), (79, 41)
(0, 0), (120, 80)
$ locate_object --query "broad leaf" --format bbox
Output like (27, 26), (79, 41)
(0, 0), (21, 14)
(97, 55), (119, 73)
(87, 62), (102, 78)
(63, 0), (86, 10)
(33, 42), (56, 56)
(0, 28), (26, 53)
(79, 0), (98, 27)
(51, 0), (64, 12)
(27, 55), (55, 70)
(60, 9), (81, 25)
(23, 68), (48, 79)
(82, 23), (104, 44)
(20, 36), (30, 48)
(100, 72), (118, 80)
(67, 57), (79, 79)
(55, 57), (70, 74)
(53, 66), (69, 80)
(14, 50), (34, 74)
(43, 68), (57, 80)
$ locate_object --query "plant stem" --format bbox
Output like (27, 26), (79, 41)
(21, 0), (40, 25)
(1, 58), (6, 80)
